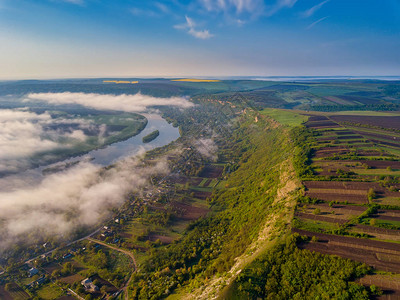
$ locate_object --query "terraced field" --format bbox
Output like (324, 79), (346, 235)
(294, 112), (400, 298)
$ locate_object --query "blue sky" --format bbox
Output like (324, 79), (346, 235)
(0, 0), (399, 79)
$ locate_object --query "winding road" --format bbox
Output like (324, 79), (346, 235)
(87, 238), (137, 300)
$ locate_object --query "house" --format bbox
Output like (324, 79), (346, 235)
(81, 278), (99, 291)
(28, 267), (39, 277)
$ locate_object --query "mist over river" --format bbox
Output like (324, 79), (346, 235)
(0, 113), (180, 192)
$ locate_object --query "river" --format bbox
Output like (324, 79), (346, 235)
(0, 113), (180, 191)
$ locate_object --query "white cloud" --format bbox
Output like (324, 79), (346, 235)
(307, 16), (328, 29)
(265, 0), (298, 16)
(194, 138), (218, 161)
(0, 154), (169, 251)
(199, 0), (264, 14)
(155, 2), (170, 14)
(301, 0), (329, 18)
(174, 16), (214, 39)
(26, 92), (194, 112)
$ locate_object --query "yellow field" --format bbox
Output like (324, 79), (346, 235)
(171, 78), (221, 82)
(103, 80), (138, 84)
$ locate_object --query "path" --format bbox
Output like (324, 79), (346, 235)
(87, 238), (137, 300)
(24, 226), (103, 265)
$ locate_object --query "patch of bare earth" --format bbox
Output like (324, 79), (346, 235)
(182, 158), (300, 299)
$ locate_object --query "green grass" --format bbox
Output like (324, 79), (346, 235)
(198, 178), (208, 187)
(345, 126), (400, 139)
(189, 186), (212, 192)
(356, 169), (400, 176)
(36, 284), (64, 300)
(330, 111), (400, 116)
(377, 146), (400, 156)
(374, 196), (400, 206)
(293, 217), (340, 233)
(261, 108), (308, 127)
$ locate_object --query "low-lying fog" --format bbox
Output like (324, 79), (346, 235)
(0, 92), (193, 252)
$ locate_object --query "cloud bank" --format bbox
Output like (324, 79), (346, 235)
(0, 154), (169, 251)
(0, 109), (94, 173)
(26, 92), (194, 112)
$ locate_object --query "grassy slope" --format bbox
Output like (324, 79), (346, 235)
(176, 110), (305, 299)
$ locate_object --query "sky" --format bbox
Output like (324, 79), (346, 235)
(0, 0), (399, 79)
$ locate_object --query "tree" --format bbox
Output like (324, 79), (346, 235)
(100, 285), (107, 294)
(4, 283), (12, 291)
(367, 188), (376, 202)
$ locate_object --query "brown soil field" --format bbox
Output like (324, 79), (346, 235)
(309, 125), (342, 130)
(358, 150), (388, 156)
(335, 130), (357, 135)
(294, 228), (400, 252)
(119, 232), (132, 239)
(378, 210), (400, 218)
(337, 135), (364, 140)
(91, 274), (118, 294)
(199, 165), (223, 178)
(169, 176), (203, 186)
(190, 177), (203, 186)
(293, 228), (400, 273)
(171, 201), (209, 220)
(60, 273), (84, 284)
(376, 215), (400, 222)
(0, 285), (13, 300)
(369, 139), (400, 148)
(353, 224), (400, 237)
(148, 233), (174, 244)
(307, 116), (330, 122)
(330, 115), (400, 130)
(304, 180), (381, 191)
(305, 190), (367, 204)
(191, 190), (212, 200)
(353, 130), (400, 143)
(170, 176), (188, 184)
(42, 262), (61, 273)
(305, 121), (340, 128)
(295, 212), (347, 224)
(313, 148), (351, 158)
(318, 160), (400, 170)
(306, 188), (367, 196)
(363, 160), (400, 169)
(358, 274), (400, 300)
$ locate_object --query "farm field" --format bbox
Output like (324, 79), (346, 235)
(293, 111), (400, 298)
